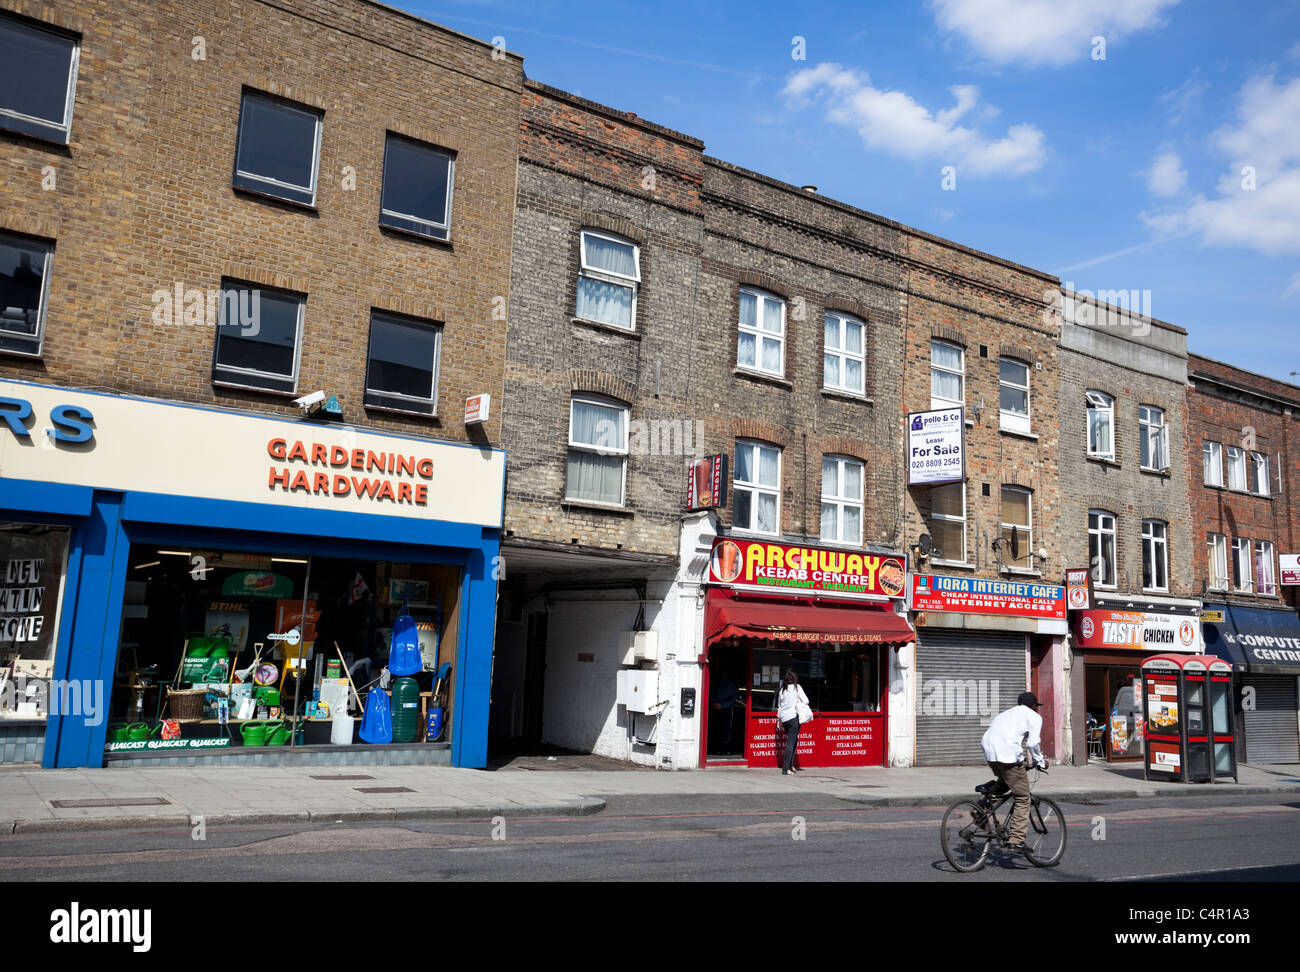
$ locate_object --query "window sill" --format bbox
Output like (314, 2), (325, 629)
(1138, 467), (1172, 479)
(232, 184), (319, 214)
(1086, 455), (1121, 469)
(0, 343), (44, 361)
(0, 117), (71, 148)
(1225, 487), (1271, 500)
(561, 498), (634, 516)
(999, 427), (1038, 441)
(930, 559), (974, 570)
(212, 378), (299, 398)
(728, 528), (782, 541)
(821, 388), (872, 405)
(364, 401), (439, 421)
(380, 221), (454, 250)
(572, 317), (640, 339)
(1000, 566), (1042, 577)
(734, 368), (792, 390)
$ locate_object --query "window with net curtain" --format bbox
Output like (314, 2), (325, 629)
(821, 456), (863, 545)
(824, 312), (865, 394)
(565, 396), (628, 505)
(738, 288), (785, 376)
(576, 230), (639, 329)
(734, 440), (780, 535)
(930, 339), (963, 409)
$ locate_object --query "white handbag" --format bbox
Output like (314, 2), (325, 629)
(797, 696), (814, 724)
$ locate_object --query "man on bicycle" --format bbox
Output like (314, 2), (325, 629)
(980, 692), (1048, 852)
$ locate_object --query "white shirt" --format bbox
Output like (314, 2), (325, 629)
(777, 684), (808, 723)
(981, 705), (1045, 764)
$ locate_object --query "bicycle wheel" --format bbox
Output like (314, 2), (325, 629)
(941, 800), (993, 872)
(1023, 797), (1066, 867)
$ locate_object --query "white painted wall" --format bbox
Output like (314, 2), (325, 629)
(888, 640), (916, 767)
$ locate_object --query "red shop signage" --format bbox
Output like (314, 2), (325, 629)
(708, 537), (906, 601)
(746, 714), (884, 767)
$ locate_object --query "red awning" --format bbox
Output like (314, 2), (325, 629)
(707, 597), (915, 647)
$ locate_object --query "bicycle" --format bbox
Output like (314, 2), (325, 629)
(940, 763), (1067, 872)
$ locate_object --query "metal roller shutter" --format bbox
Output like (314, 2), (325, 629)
(916, 629), (1028, 765)
(1242, 675), (1299, 764)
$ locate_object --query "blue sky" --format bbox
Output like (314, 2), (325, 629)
(405, 0), (1300, 383)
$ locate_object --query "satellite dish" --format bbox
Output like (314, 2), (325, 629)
(1010, 526), (1021, 563)
(918, 533), (933, 556)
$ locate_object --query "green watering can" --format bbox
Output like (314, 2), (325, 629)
(126, 723), (151, 742)
(107, 723), (129, 743)
(241, 722), (272, 747)
(265, 721), (291, 746)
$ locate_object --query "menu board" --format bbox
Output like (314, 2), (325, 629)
(746, 714), (884, 766)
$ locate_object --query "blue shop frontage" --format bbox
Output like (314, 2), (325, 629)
(0, 379), (505, 769)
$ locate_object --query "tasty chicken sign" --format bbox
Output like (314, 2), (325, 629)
(708, 538), (907, 601)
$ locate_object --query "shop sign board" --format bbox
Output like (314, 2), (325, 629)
(0, 379), (506, 527)
(464, 394), (490, 425)
(906, 407), (964, 486)
(1064, 567), (1093, 610)
(909, 573), (1065, 620)
(1074, 609), (1201, 652)
(746, 714), (884, 767)
(1280, 553), (1300, 585)
(685, 454), (728, 511)
(707, 537), (906, 601)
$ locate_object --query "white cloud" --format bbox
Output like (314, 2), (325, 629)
(1142, 74), (1300, 256)
(1157, 71), (1208, 126)
(928, 0), (1179, 67)
(783, 63), (1046, 176)
(1146, 152), (1188, 197)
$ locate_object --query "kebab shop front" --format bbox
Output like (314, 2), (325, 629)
(702, 537), (913, 768)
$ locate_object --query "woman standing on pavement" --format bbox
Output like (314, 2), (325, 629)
(777, 669), (809, 775)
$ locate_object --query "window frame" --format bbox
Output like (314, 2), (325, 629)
(1231, 537), (1253, 593)
(1086, 390), (1115, 459)
(930, 339), (965, 410)
(823, 311), (866, 395)
(564, 394), (630, 507)
(1256, 540), (1277, 596)
(0, 233), (54, 358)
(0, 14), (80, 144)
(999, 485), (1033, 571)
(378, 132), (455, 242)
(998, 356), (1031, 434)
(1207, 533), (1229, 591)
(1225, 446), (1247, 491)
(362, 309), (443, 416)
(1088, 510), (1118, 589)
(928, 481), (967, 565)
(733, 439), (782, 537)
(575, 229), (640, 331)
(232, 89), (324, 208)
(736, 287), (786, 378)
(820, 454), (864, 547)
(1202, 440), (1223, 486)
(1249, 451), (1270, 496)
(1138, 404), (1168, 471)
(211, 280), (304, 395)
(1141, 519), (1169, 593)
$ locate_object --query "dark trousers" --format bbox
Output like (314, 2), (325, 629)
(782, 718), (800, 772)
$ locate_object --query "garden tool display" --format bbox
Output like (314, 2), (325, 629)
(233, 643), (265, 684)
(333, 642), (365, 715)
(426, 662), (452, 742)
(387, 602), (422, 677)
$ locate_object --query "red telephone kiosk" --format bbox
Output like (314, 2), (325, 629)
(1141, 654), (1238, 783)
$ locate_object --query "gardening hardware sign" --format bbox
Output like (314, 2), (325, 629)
(708, 537), (906, 601)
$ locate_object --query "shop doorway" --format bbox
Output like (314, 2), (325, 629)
(1085, 663), (1144, 761)
(705, 644), (747, 762)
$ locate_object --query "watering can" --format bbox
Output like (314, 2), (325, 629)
(126, 723), (151, 741)
(266, 721), (300, 746)
(107, 723), (129, 743)
(241, 722), (271, 747)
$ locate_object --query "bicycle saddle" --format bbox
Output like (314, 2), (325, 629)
(975, 779), (1010, 795)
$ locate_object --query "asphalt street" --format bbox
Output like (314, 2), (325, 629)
(0, 792), (1296, 882)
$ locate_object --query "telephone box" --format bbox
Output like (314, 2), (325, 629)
(1141, 654), (1237, 783)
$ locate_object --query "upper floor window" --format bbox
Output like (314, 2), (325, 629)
(1088, 510), (1117, 588)
(1138, 405), (1168, 471)
(1231, 537), (1253, 592)
(823, 312), (865, 395)
(0, 233), (52, 357)
(233, 90), (323, 207)
(212, 282), (303, 394)
(364, 310), (442, 416)
(1202, 440), (1223, 486)
(930, 340), (964, 410)
(574, 229), (639, 330)
(1249, 452), (1270, 496)
(380, 134), (454, 241)
(737, 288), (785, 377)
(565, 395), (628, 506)
(1256, 540), (1277, 596)
(1086, 391), (1114, 459)
(734, 440), (780, 535)
(1142, 519), (1168, 592)
(998, 357), (1030, 434)
(820, 456), (863, 546)
(929, 482), (966, 564)
(0, 14), (79, 144)
(999, 486), (1033, 570)
(1226, 446), (1247, 491)
(1207, 533), (1229, 591)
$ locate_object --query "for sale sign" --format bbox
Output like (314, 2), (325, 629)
(906, 408), (964, 485)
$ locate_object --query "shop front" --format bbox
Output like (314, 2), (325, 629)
(909, 574), (1067, 766)
(1202, 602), (1300, 764)
(701, 537), (912, 768)
(0, 379), (504, 769)
(1071, 604), (1202, 763)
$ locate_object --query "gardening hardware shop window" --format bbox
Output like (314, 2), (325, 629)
(364, 311), (442, 416)
(820, 456), (863, 546)
(0, 523), (70, 722)
(0, 233), (53, 357)
(379, 134), (454, 241)
(823, 311), (865, 395)
(737, 288), (785, 377)
(576, 230), (639, 330)
(212, 282), (303, 394)
(233, 90), (323, 207)
(1086, 391), (1114, 459)
(565, 395), (628, 506)
(733, 440), (781, 536)
(0, 13), (79, 144)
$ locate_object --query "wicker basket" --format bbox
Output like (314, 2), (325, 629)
(167, 687), (208, 722)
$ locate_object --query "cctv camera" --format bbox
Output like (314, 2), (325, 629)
(293, 390), (326, 409)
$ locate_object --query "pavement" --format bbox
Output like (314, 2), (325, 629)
(1, 755), (1298, 835)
